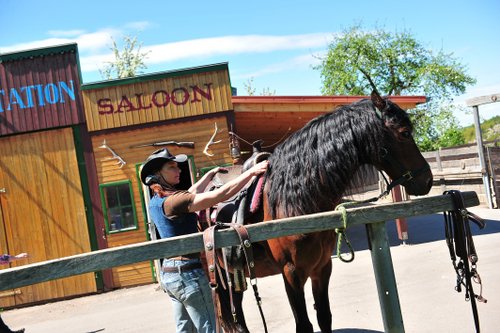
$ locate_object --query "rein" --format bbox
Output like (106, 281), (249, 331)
(358, 152), (431, 204)
(443, 190), (487, 332)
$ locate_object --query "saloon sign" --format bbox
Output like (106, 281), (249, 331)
(96, 83), (213, 115)
(81, 63), (233, 131)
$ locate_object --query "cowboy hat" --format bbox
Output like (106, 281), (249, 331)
(140, 148), (187, 185)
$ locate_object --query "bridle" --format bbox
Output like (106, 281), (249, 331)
(361, 105), (431, 203)
(379, 147), (430, 193)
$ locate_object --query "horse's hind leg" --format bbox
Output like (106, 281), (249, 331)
(282, 267), (314, 333)
(311, 260), (333, 333)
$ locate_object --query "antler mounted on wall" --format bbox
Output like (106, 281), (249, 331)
(203, 123), (222, 157)
(99, 139), (126, 168)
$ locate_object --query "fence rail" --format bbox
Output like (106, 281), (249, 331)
(0, 191), (479, 292)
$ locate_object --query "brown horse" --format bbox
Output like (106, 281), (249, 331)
(211, 91), (433, 333)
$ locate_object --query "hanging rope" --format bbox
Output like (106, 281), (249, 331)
(334, 204), (355, 263)
(228, 127), (291, 150)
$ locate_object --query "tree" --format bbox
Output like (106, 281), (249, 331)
(100, 35), (150, 80)
(242, 77), (276, 96)
(314, 25), (476, 151)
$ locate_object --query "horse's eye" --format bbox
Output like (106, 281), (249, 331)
(401, 131), (412, 139)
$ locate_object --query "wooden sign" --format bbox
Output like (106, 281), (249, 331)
(82, 63), (233, 131)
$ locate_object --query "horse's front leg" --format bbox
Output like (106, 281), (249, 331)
(281, 263), (314, 333)
(311, 259), (333, 333)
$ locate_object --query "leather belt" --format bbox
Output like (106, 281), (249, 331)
(162, 262), (202, 273)
(169, 255), (198, 261)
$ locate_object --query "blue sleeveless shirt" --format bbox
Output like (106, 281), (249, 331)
(148, 194), (198, 239)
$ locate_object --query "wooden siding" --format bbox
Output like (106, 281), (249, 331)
(82, 68), (233, 132)
(0, 128), (96, 307)
(422, 143), (500, 207)
(233, 96), (425, 152)
(91, 114), (233, 287)
(0, 44), (84, 136)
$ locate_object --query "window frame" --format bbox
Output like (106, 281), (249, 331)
(99, 180), (139, 234)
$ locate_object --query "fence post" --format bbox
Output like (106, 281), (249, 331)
(366, 221), (405, 333)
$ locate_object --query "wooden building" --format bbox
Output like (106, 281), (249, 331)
(80, 63), (235, 289)
(0, 44), (97, 307)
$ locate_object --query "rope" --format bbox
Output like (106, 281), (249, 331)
(334, 204), (355, 263)
(229, 128), (291, 149)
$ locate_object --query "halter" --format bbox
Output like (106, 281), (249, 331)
(379, 147), (430, 192)
(362, 105), (431, 203)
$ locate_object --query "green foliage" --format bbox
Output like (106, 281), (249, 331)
(409, 102), (466, 151)
(100, 35), (150, 80)
(462, 116), (500, 142)
(242, 77), (276, 96)
(314, 24), (476, 151)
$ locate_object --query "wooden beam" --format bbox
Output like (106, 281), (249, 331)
(465, 93), (500, 107)
(0, 192), (479, 291)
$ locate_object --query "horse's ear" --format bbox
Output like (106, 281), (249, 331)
(370, 90), (387, 112)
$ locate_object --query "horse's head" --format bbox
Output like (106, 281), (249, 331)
(370, 91), (433, 196)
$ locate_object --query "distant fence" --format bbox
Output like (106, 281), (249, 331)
(423, 141), (499, 208)
(0, 192), (480, 333)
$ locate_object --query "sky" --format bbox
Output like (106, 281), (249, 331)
(1, 0), (499, 126)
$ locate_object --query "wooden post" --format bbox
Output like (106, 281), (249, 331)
(366, 221), (405, 333)
(391, 186), (408, 244)
(435, 148), (447, 193)
(472, 105), (494, 208)
(466, 93), (500, 209)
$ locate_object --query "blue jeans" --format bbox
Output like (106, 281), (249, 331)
(160, 259), (215, 333)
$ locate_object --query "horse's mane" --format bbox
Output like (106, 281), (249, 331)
(266, 98), (411, 218)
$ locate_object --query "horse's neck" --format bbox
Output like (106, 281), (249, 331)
(323, 129), (380, 203)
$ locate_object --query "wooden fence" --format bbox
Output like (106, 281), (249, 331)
(423, 142), (499, 208)
(0, 191), (480, 333)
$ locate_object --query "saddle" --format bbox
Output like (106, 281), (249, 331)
(208, 140), (270, 226)
(202, 141), (271, 332)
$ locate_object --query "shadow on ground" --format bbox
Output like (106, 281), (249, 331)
(340, 212), (500, 252)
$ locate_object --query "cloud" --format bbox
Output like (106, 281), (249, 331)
(72, 32), (334, 74)
(1, 30), (335, 83)
(236, 52), (325, 80)
(0, 29), (118, 54)
(47, 29), (87, 37)
(142, 33), (334, 65)
(124, 21), (152, 31)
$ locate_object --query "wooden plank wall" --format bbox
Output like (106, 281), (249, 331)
(422, 143), (500, 207)
(0, 128), (96, 307)
(0, 48), (84, 136)
(83, 69), (232, 132)
(91, 114), (233, 287)
(486, 146), (500, 207)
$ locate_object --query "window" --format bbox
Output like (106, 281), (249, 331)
(99, 181), (138, 233)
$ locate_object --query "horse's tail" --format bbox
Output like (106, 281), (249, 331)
(213, 268), (249, 333)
